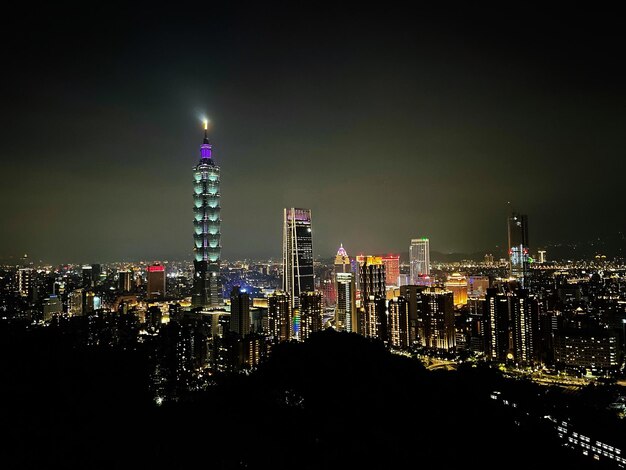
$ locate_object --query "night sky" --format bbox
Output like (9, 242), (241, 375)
(2, 5), (624, 263)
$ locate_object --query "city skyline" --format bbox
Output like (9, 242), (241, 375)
(2, 6), (625, 264)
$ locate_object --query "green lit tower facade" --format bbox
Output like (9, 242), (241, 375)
(192, 123), (222, 308)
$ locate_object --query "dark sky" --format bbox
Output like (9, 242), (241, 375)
(1, 5), (625, 263)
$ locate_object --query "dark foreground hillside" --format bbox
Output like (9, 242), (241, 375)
(0, 328), (605, 469)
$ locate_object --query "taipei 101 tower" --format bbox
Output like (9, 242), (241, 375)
(192, 120), (222, 307)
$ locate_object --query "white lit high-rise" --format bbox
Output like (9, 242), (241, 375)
(409, 238), (430, 284)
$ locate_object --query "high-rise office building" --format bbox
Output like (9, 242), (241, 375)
(192, 122), (222, 308)
(508, 213), (529, 288)
(299, 291), (322, 341)
(334, 244), (356, 332)
(82, 265), (93, 288)
(91, 264), (102, 285)
(118, 270), (132, 292)
(400, 285), (427, 345)
(409, 238), (430, 284)
(147, 263), (166, 299)
(382, 254), (400, 288)
(357, 256), (386, 300)
(268, 290), (291, 342)
(357, 256), (386, 340)
(335, 272), (356, 333)
(230, 286), (250, 336)
(282, 208), (314, 310)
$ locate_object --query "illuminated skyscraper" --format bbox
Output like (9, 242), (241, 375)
(335, 272), (356, 332)
(420, 288), (455, 350)
(334, 244), (356, 332)
(508, 213), (529, 288)
(17, 268), (34, 298)
(388, 296), (409, 348)
(147, 263), (166, 299)
(382, 254), (400, 288)
(334, 244), (351, 274)
(358, 256), (386, 340)
(400, 284), (427, 345)
(484, 288), (539, 364)
(299, 291), (322, 341)
(192, 122), (222, 308)
(282, 208), (314, 310)
(409, 238), (430, 283)
(230, 286), (250, 336)
(357, 256), (385, 300)
(268, 291), (291, 342)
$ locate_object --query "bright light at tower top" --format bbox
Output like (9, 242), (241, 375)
(203, 118), (209, 130)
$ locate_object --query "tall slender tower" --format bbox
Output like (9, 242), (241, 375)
(508, 213), (529, 288)
(282, 208), (314, 310)
(192, 121), (222, 308)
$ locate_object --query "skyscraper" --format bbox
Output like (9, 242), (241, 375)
(409, 238), (430, 284)
(82, 265), (93, 288)
(192, 122), (222, 308)
(382, 254), (400, 288)
(147, 263), (166, 299)
(268, 290), (291, 342)
(419, 288), (455, 350)
(484, 288), (539, 364)
(334, 244), (350, 274)
(400, 284), (427, 345)
(358, 256), (386, 339)
(282, 208), (314, 310)
(17, 268), (34, 299)
(388, 296), (409, 348)
(508, 213), (529, 288)
(230, 286), (250, 336)
(299, 291), (322, 341)
(357, 256), (386, 300)
(334, 244), (356, 332)
(118, 270), (132, 292)
(335, 272), (356, 333)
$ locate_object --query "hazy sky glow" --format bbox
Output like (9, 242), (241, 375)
(1, 5), (624, 263)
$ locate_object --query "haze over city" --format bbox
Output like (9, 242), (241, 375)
(2, 5), (624, 263)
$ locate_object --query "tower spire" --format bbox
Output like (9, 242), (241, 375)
(200, 120), (212, 160)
